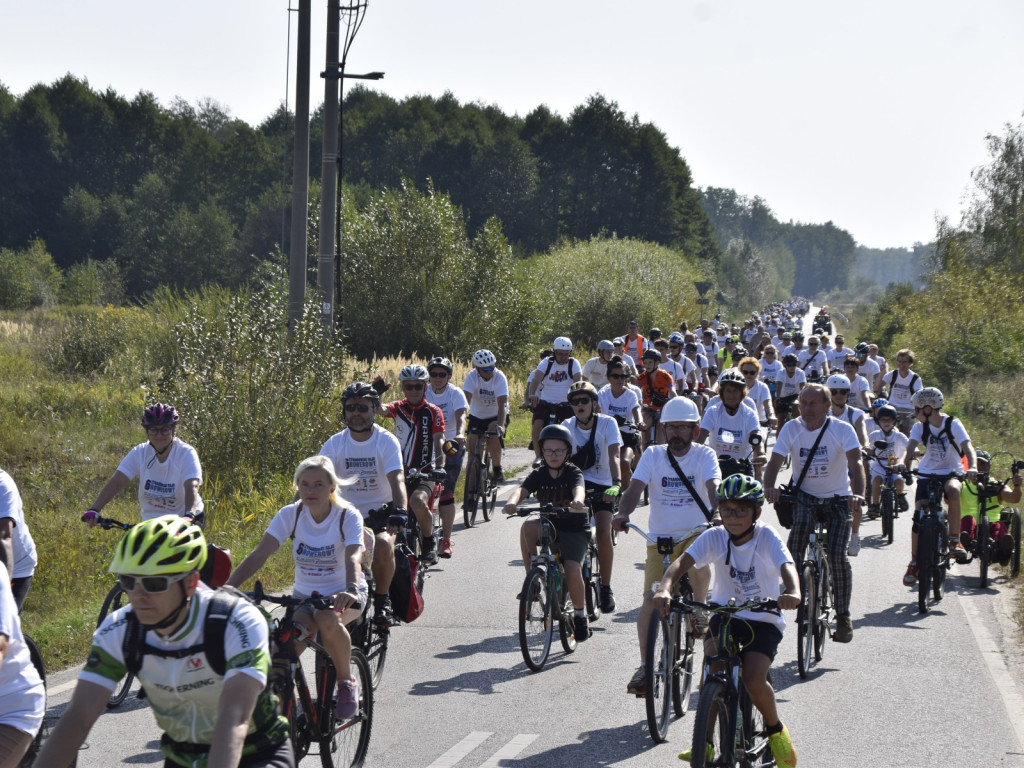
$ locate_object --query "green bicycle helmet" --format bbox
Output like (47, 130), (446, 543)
(717, 474), (765, 505)
(109, 515), (208, 576)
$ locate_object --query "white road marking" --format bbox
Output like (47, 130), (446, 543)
(477, 734), (539, 767)
(425, 731), (493, 768)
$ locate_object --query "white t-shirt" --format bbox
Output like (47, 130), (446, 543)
(0, 470), (37, 578)
(597, 385), (641, 427)
(910, 416), (970, 475)
(846, 373), (871, 410)
(116, 438), (204, 520)
(463, 368), (510, 420)
(746, 380), (773, 422)
(265, 501), (365, 596)
(688, 525), (793, 631)
(886, 370), (922, 410)
(827, 346), (850, 368)
(778, 342), (796, 358)
(700, 401), (760, 459)
(320, 425), (403, 516)
(659, 359), (684, 388)
(832, 405), (866, 444)
(582, 356), (612, 389)
(773, 417), (861, 497)
(868, 428), (910, 478)
(798, 349), (828, 377)
(776, 368), (806, 399)
(0, 562), (44, 736)
(533, 356), (580, 404)
(426, 383), (468, 439)
(759, 359), (784, 384)
(632, 444), (720, 538)
(563, 414), (623, 486)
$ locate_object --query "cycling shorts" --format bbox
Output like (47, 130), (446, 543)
(467, 414), (502, 433)
(533, 401), (573, 423)
(619, 430), (640, 451)
(439, 449), (465, 505)
(774, 394), (799, 415)
(585, 482), (615, 514)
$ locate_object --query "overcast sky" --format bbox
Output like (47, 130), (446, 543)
(3, 0), (1023, 249)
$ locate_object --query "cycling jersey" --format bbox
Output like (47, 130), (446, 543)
(320, 425), (403, 516)
(382, 399), (446, 471)
(82, 589), (288, 765)
(462, 368), (509, 420)
(636, 368), (674, 409)
(0, 469), (37, 579)
(425, 383), (468, 440)
(115, 438), (204, 520)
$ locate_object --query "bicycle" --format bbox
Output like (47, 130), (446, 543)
(89, 515), (137, 708)
(508, 503), (586, 672)
(866, 442), (911, 545)
(347, 576), (389, 691)
(581, 487), (617, 622)
(961, 454), (1024, 588)
(912, 471), (954, 613)
(249, 582), (372, 768)
(790, 496), (836, 679)
(685, 597), (782, 768)
(624, 522), (706, 744)
(463, 424), (500, 528)
(402, 466), (447, 593)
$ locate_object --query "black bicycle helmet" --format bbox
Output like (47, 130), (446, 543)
(341, 381), (381, 405)
(538, 424), (573, 449)
(642, 348), (662, 362)
(427, 356), (453, 375)
(142, 403), (180, 428)
(782, 353), (799, 366)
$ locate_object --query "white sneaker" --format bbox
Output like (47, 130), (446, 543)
(848, 532), (861, 557)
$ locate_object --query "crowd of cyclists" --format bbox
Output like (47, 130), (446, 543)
(1, 296), (1021, 768)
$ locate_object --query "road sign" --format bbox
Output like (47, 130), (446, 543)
(694, 281), (713, 297)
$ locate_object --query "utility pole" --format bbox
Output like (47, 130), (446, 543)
(316, 1), (341, 334)
(287, 0), (311, 333)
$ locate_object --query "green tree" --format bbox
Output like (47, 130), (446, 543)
(0, 239), (62, 309)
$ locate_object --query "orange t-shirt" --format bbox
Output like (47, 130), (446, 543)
(637, 369), (674, 409)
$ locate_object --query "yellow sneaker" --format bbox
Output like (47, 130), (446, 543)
(768, 723), (797, 767)
(677, 742), (715, 763)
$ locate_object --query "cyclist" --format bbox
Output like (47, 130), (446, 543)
(651, 337), (686, 393)
(852, 342), (881, 394)
(655, 475), (799, 768)
(841, 356), (873, 411)
(828, 334), (851, 370)
(897, 386), (977, 581)
(612, 397), (719, 695)
(521, 347), (552, 411)
(798, 335), (829, 380)
(376, 364), (447, 566)
(636, 348), (675, 449)
(866, 404), (910, 520)
(775, 353), (806, 427)
(226, 456), (366, 720)
(739, 356), (777, 430)
(0, 560), (44, 767)
(868, 344), (888, 394)
(698, 370), (763, 480)
(502, 424), (592, 641)
(0, 468), (37, 613)
(598, 356), (642, 492)
(526, 337), (582, 465)
(826, 374), (869, 556)
(582, 340), (616, 389)
(563, 381), (623, 613)
(959, 450), (1022, 563)
(463, 349), (509, 499)
(425, 356), (468, 558)
(39, 516), (291, 768)
(611, 337), (638, 375)
(320, 381), (407, 627)
(883, 348), (922, 434)
(777, 331), (795, 359)
(702, 329), (720, 378)
(83, 403), (205, 528)
(763, 383), (865, 643)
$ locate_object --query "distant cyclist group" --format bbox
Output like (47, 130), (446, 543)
(3, 297), (1020, 768)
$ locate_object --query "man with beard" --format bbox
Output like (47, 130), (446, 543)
(612, 397), (720, 696)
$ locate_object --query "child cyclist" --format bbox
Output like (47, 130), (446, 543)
(866, 404), (910, 520)
(652, 474), (799, 767)
(227, 455), (367, 720)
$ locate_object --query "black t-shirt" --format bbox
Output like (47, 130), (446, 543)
(520, 463), (587, 531)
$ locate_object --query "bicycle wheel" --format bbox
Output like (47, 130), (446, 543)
(557, 588), (578, 654)
(917, 518), (933, 613)
(673, 586), (696, 717)
(320, 648), (373, 768)
(1011, 510), (1021, 578)
(518, 568), (553, 672)
(361, 620), (388, 690)
(881, 487), (895, 544)
(978, 515), (990, 589)
(97, 583), (134, 708)
(275, 670), (311, 761)
(796, 562), (816, 679)
(481, 452), (495, 522)
(814, 558), (831, 661)
(644, 612), (673, 743)
(463, 458), (481, 528)
(584, 542), (601, 623)
(691, 677), (734, 768)
(740, 672), (774, 766)
(933, 522), (947, 603)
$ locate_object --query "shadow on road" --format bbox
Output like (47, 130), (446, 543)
(496, 720), (656, 766)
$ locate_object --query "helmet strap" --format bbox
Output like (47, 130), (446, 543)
(724, 523), (757, 565)
(144, 587), (192, 633)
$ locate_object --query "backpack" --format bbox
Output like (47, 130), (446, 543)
(122, 585), (257, 677)
(541, 355), (577, 382)
(920, 415), (964, 458)
(388, 540), (425, 623)
(887, 370), (919, 399)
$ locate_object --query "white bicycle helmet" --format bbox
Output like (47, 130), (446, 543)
(472, 349), (496, 368)
(553, 336), (573, 351)
(826, 374), (851, 390)
(911, 387), (944, 410)
(661, 397), (699, 424)
(597, 339), (615, 352)
(398, 364), (429, 382)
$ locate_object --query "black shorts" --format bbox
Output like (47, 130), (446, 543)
(162, 738), (294, 768)
(775, 394), (798, 415)
(620, 430), (640, 451)
(440, 449), (465, 504)
(585, 482), (615, 514)
(468, 414), (501, 433)
(533, 400), (574, 423)
(707, 615), (783, 661)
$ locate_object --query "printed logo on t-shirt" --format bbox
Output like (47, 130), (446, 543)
(729, 564), (759, 598)
(549, 370), (569, 383)
(343, 456), (379, 493)
(143, 479), (177, 510)
(799, 444), (830, 478)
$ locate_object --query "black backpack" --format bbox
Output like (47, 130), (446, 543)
(920, 415), (964, 458)
(886, 370), (919, 399)
(122, 585), (256, 677)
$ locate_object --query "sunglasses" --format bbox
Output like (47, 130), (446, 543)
(118, 571), (190, 594)
(402, 383), (425, 391)
(146, 426), (173, 436)
(741, 369), (758, 375)
(569, 398), (592, 407)
(344, 403), (371, 413)
(830, 389), (850, 396)
(478, 366), (495, 373)
(429, 370), (448, 378)
(608, 373), (626, 380)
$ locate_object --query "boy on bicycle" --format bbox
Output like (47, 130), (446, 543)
(653, 475), (799, 767)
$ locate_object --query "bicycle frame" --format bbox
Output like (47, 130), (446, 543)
(913, 472), (953, 613)
(796, 503), (833, 679)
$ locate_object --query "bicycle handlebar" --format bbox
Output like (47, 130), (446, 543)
(676, 596), (781, 617)
(249, 581), (335, 611)
(507, 503), (585, 518)
(620, 521), (711, 547)
(406, 467), (448, 483)
(83, 514), (133, 531)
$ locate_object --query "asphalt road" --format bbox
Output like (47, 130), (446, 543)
(41, 442), (1024, 767)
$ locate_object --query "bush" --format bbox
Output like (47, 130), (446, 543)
(0, 240), (62, 309)
(44, 305), (171, 380)
(61, 258), (126, 306)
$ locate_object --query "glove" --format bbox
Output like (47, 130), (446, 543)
(605, 485), (621, 497)
(82, 509), (99, 527)
(371, 379), (390, 394)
